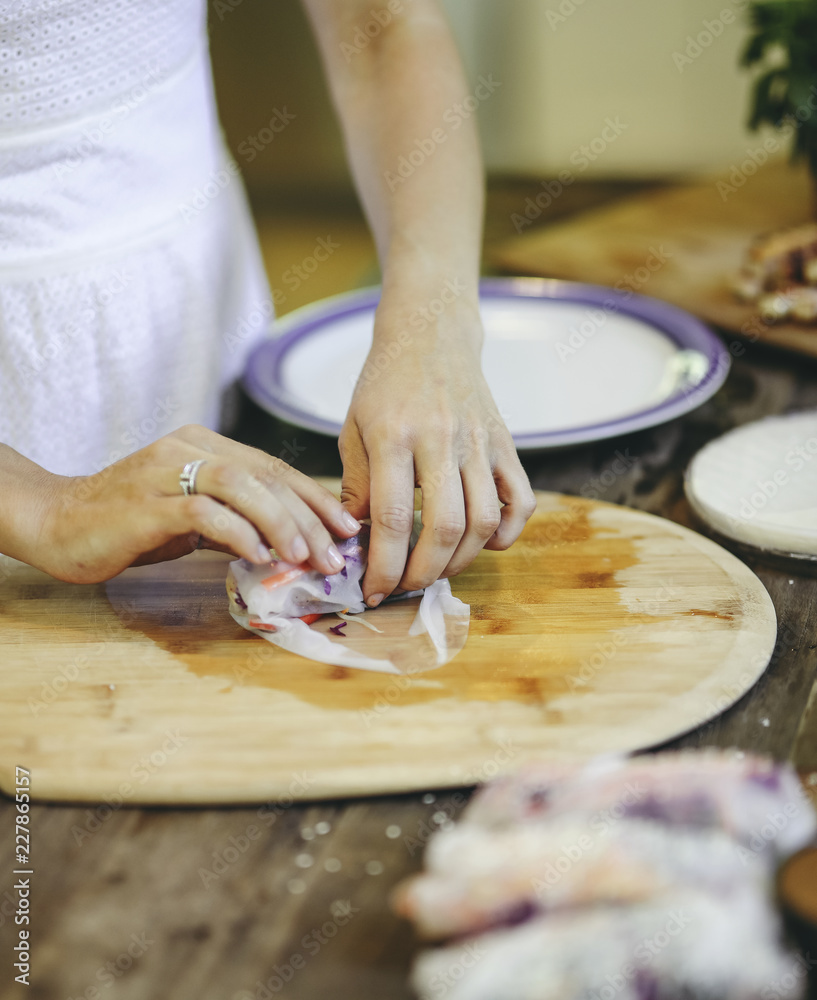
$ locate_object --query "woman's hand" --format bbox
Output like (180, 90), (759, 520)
(302, 0), (537, 601)
(30, 424), (359, 584)
(340, 301), (537, 606)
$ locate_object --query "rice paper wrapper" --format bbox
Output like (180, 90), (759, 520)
(227, 531), (470, 675)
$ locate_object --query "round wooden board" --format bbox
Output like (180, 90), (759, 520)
(0, 491), (777, 804)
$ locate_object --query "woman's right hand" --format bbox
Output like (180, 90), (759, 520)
(28, 424), (359, 584)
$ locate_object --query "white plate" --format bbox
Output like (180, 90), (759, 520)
(243, 278), (730, 450)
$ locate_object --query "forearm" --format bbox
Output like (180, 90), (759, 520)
(302, 1), (534, 599)
(303, 0), (484, 340)
(0, 445), (57, 566)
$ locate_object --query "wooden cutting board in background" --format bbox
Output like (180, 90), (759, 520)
(0, 489), (776, 805)
(490, 161), (817, 358)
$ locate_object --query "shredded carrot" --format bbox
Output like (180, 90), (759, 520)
(249, 618), (278, 632)
(261, 564), (309, 590)
(298, 613), (323, 625)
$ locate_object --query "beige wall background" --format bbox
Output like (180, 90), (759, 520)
(208, 0), (352, 203)
(208, 0), (769, 201)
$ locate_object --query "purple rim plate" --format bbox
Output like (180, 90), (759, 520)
(242, 277), (730, 451)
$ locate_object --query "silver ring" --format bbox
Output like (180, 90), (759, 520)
(180, 459), (207, 497)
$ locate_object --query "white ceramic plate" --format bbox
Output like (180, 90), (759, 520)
(243, 278), (730, 450)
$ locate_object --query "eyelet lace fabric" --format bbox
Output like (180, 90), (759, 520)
(0, 0), (272, 475)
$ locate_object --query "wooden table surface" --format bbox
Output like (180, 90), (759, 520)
(3, 221), (817, 1000)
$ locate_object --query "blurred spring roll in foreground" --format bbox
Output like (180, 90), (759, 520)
(395, 750), (816, 1000)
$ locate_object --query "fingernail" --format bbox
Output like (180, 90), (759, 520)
(256, 543), (271, 563)
(327, 545), (345, 571)
(291, 535), (309, 563)
(367, 593), (385, 608)
(342, 512), (361, 533)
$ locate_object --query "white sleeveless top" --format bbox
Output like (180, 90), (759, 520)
(0, 0), (273, 475)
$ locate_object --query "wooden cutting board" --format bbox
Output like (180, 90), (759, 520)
(490, 161), (817, 358)
(0, 490), (776, 805)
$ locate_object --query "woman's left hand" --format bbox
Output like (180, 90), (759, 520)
(339, 299), (537, 606)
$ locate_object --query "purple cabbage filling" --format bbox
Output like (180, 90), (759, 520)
(748, 770), (781, 791)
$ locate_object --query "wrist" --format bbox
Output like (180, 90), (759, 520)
(0, 445), (64, 570)
(373, 284), (483, 356)
(380, 264), (479, 308)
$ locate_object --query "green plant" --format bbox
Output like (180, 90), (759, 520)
(742, 0), (817, 178)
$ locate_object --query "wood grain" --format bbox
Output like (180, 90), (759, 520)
(3, 188), (817, 1000)
(489, 161), (817, 358)
(0, 491), (776, 805)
